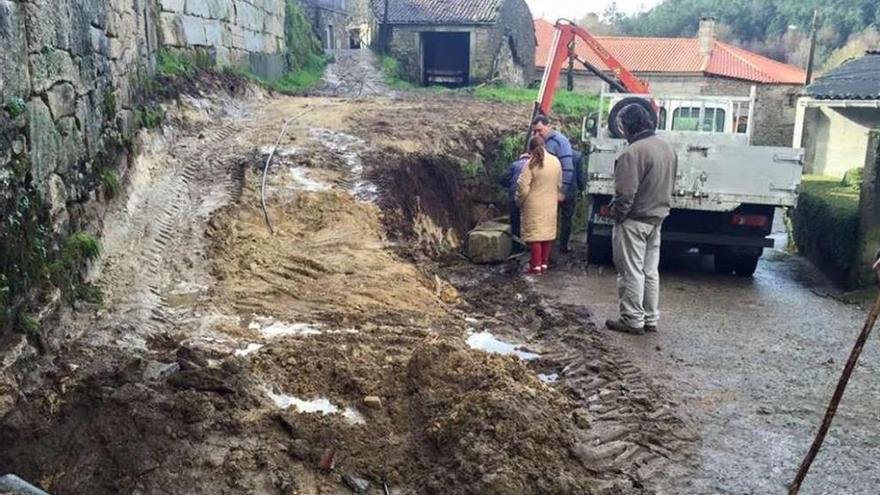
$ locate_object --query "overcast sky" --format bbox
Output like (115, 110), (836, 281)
(526, 0), (663, 21)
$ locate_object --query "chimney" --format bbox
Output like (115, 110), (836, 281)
(698, 16), (716, 57)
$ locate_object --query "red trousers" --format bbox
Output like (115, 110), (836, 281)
(530, 241), (553, 269)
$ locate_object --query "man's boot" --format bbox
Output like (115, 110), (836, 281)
(605, 319), (646, 335)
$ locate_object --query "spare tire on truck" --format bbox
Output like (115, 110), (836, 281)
(608, 97), (657, 139)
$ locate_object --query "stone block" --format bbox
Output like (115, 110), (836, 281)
(185, 0), (211, 18)
(79, 94), (103, 156)
(46, 82), (77, 119)
(204, 19), (222, 45)
(30, 49), (80, 94)
(235, 0), (263, 31)
(206, 0), (231, 21)
(467, 222), (513, 264)
(90, 26), (110, 56)
(23, 0), (71, 53)
(159, 12), (183, 46)
(243, 28), (263, 52)
(161, 0), (186, 14)
(46, 173), (69, 226)
(229, 24), (246, 50)
(264, 12), (284, 37)
(27, 98), (62, 183)
(0, 0), (31, 101)
(180, 15), (208, 46)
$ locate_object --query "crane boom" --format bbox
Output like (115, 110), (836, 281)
(535, 19), (651, 117)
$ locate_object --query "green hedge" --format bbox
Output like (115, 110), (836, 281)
(791, 175), (862, 282)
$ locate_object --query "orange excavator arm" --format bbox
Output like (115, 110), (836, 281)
(534, 19), (651, 119)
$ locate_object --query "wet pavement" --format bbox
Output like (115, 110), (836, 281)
(541, 243), (880, 494)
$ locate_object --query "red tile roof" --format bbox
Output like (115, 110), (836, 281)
(534, 19), (806, 85)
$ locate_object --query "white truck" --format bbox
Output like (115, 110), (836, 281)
(584, 89), (805, 276)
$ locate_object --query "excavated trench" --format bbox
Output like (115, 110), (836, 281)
(0, 81), (694, 495)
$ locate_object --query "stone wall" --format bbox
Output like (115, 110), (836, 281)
(567, 71), (801, 147)
(300, 0), (349, 50)
(1, 0), (159, 235)
(157, 0), (288, 79)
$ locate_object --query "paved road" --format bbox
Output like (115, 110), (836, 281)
(541, 243), (880, 494)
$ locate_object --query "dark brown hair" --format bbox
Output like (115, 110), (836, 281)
(528, 136), (545, 170)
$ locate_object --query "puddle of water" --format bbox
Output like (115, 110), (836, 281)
(248, 316), (323, 338)
(309, 129), (377, 202)
(234, 343), (264, 357)
(538, 373), (559, 383)
(466, 331), (540, 361)
(289, 167), (331, 192)
(265, 388), (366, 425)
(261, 145), (300, 157)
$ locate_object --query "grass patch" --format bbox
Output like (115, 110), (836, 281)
(379, 56), (416, 90)
(100, 169), (121, 199)
(136, 105), (165, 129)
(790, 175), (862, 282)
(472, 85), (601, 119)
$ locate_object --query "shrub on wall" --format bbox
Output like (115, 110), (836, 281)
(790, 175), (862, 283)
(284, 0), (324, 71)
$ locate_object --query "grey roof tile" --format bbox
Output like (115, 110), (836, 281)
(807, 50), (880, 100)
(374, 0), (502, 25)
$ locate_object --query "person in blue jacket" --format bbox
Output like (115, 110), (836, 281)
(498, 154), (530, 238)
(532, 115), (580, 253)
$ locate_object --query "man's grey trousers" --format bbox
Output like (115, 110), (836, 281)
(612, 219), (662, 328)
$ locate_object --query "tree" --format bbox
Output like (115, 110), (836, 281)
(615, 0), (879, 67)
(822, 27), (880, 70)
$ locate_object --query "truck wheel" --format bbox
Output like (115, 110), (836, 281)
(608, 97), (657, 139)
(714, 253), (734, 275)
(733, 255), (760, 277)
(587, 238), (613, 266)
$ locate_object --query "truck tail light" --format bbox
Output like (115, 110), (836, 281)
(597, 205), (612, 217)
(731, 214), (769, 228)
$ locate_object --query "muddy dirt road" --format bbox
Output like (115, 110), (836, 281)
(0, 52), (692, 495)
(540, 241), (880, 494)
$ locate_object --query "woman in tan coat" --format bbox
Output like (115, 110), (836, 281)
(516, 136), (563, 275)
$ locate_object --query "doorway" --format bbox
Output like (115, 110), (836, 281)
(421, 32), (470, 87)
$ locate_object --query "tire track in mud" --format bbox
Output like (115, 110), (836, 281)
(453, 270), (695, 492)
(101, 121), (247, 348)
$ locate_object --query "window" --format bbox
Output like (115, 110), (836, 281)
(657, 107), (667, 130)
(672, 107), (726, 132)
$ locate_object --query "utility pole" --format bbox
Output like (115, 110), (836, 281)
(382, 0), (390, 54)
(805, 9), (819, 85)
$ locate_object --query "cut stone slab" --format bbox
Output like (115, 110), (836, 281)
(467, 221), (514, 264)
(46, 82), (77, 119)
(0, 0), (31, 101)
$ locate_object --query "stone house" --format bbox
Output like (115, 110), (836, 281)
(534, 17), (807, 147)
(793, 51), (880, 178)
(299, 0), (352, 50)
(373, 0), (535, 87)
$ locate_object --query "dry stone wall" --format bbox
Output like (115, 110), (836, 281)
(1, 0), (159, 234)
(157, 0), (288, 79)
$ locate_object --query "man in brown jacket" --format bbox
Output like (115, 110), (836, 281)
(606, 104), (677, 335)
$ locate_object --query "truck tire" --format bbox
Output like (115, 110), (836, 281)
(587, 236), (613, 266)
(608, 97), (657, 139)
(715, 252), (760, 277)
(713, 253), (734, 275)
(733, 255), (760, 277)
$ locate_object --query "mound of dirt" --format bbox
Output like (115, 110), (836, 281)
(207, 177), (453, 328)
(407, 340), (597, 494)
